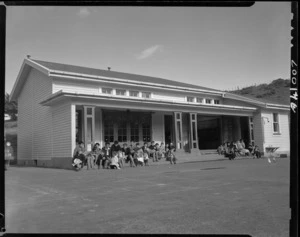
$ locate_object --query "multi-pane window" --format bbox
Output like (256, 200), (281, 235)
(104, 120), (114, 143)
(214, 100), (220, 104)
(273, 113), (280, 133)
(142, 123), (151, 142)
(187, 96), (194, 102)
(102, 88), (112, 94)
(130, 121), (139, 142)
(205, 99), (212, 104)
(196, 97), (203, 103)
(116, 89), (126, 96)
(117, 121), (127, 142)
(141, 92), (151, 98)
(129, 91), (139, 97)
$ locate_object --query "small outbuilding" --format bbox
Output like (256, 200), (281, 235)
(10, 58), (290, 168)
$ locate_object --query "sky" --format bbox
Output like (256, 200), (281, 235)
(5, 2), (291, 94)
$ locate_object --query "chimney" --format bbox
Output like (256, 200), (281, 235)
(107, 67), (111, 71)
(27, 55), (31, 59)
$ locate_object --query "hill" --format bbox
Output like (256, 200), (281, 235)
(228, 78), (290, 105)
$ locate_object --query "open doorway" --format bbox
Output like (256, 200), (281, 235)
(197, 116), (221, 149)
(164, 115), (173, 145)
(240, 117), (250, 146)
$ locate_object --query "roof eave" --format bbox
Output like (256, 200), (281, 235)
(40, 92), (257, 113)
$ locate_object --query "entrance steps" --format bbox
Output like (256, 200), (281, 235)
(200, 149), (219, 155)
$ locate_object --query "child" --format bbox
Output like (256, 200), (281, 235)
(155, 143), (161, 160)
(253, 145), (261, 159)
(135, 143), (144, 166)
(149, 141), (158, 162)
(165, 144), (170, 161)
(160, 142), (165, 158)
(102, 142), (111, 169)
(168, 143), (177, 165)
(110, 151), (121, 169)
(143, 149), (149, 166)
(122, 143), (135, 167)
(118, 150), (125, 168)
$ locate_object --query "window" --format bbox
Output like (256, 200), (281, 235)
(117, 121), (127, 142)
(196, 97), (203, 103)
(205, 99), (212, 104)
(187, 96), (194, 102)
(116, 89), (126, 96)
(102, 88), (112, 94)
(87, 108), (93, 115)
(142, 120), (151, 142)
(104, 120), (114, 143)
(214, 100), (220, 104)
(273, 113), (280, 133)
(141, 92), (151, 98)
(129, 91), (139, 97)
(130, 121), (139, 142)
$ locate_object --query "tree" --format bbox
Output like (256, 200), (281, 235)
(5, 93), (18, 121)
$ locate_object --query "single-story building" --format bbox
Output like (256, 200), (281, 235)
(10, 57), (290, 169)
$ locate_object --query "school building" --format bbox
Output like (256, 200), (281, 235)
(10, 57), (290, 169)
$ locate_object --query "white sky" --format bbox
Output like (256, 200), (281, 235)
(5, 2), (291, 93)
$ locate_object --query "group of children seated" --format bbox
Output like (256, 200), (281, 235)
(72, 140), (177, 171)
(217, 139), (261, 160)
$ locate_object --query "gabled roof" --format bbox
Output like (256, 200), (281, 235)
(31, 59), (222, 92)
(9, 58), (290, 110)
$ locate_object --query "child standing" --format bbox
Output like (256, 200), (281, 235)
(167, 143), (177, 164)
(118, 150), (125, 168)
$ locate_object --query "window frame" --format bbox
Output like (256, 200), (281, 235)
(196, 97), (204, 103)
(116, 89), (126, 96)
(141, 91), (151, 98)
(129, 90), (139, 97)
(187, 96), (194, 103)
(272, 113), (280, 134)
(205, 98), (212, 104)
(102, 87), (113, 94)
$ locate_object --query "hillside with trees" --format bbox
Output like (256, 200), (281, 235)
(228, 78), (290, 105)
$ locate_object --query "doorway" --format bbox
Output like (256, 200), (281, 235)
(164, 115), (173, 145)
(240, 117), (250, 146)
(197, 116), (221, 149)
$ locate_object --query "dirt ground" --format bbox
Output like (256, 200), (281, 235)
(5, 158), (290, 236)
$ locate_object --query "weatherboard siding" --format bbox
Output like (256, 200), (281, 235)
(52, 102), (73, 158)
(17, 69), (34, 160)
(260, 110), (290, 155)
(31, 69), (53, 160)
(223, 98), (259, 108)
(17, 68), (53, 160)
(53, 78), (100, 95)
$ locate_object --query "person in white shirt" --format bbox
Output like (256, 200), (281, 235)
(110, 151), (120, 169)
